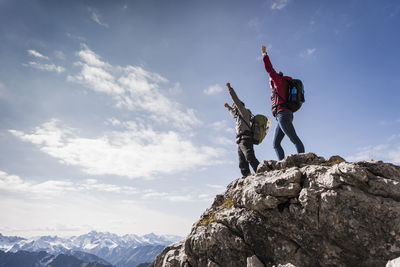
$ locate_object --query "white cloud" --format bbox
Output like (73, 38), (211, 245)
(13, 46), (229, 180)
(206, 184), (225, 190)
(10, 119), (225, 179)
(0, 169), (221, 236)
(68, 44), (200, 130)
(106, 118), (122, 126)
(347, 143), (400, 165)
(24, 62), (66, 73)
(210, 120), (234, 134)
(214, 136), (234, 146)
(271, 0), (290, 10)
(346, 134), (400, 165)
(0, 171), (138, 198)
(0, 174), (192, 236)
(389, 134), (400, 142)
(80, 179), (135, 194)
(141, 189), (210, 202)
(300, 48), (316, 57)
(142, 189), (192, 202)
(1, 169), (218, 206)
(55, 50), (66, 60)
(142, 190), (169, 199)
(76, 45), (107, 67)
(166, 195), (192, 202)
(204, 84), (223, 95)
(67, 33), (87, 42)
(0, 170), (76, 199)
(89, 8), (109, 28)
(198, 194), (213, 201)
(0, 224), (86, 236)
(388, 149), (400, 164)
(27, 50), (49, 60)
(211, 120), (228, 130)
(169, 82), (183, 95)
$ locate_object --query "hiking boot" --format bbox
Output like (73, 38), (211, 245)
(241, 173), (252, 178)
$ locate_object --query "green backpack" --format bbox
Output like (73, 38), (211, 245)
(239, 113), (272, 145)
(251, 114), (272, 145)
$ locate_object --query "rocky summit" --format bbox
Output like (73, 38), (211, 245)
(150, 153), (400, 267)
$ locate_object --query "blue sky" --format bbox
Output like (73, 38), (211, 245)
(0, 0), (399, 237)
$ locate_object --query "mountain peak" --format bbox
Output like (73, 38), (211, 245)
(0, 231), (181, 266)
(144, 233), (157, 238)
(151, 153), (400, 267)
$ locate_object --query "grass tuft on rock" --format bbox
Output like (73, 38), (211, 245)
(221, 197), (234, 209)
(197, 212), (216, 227)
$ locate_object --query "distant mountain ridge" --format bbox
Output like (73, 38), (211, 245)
(0, 231), (181, 267)
(0, 231), (181, 252)
(0, 250), (113, 267)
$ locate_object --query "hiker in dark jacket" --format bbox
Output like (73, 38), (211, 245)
(261, 45), (305, 160)
(224, 82), (260, 177)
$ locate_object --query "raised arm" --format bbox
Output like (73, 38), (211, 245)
(226, 83), (247, 118)
(261, 45), (280, 82)
(224, 103), (236, 117)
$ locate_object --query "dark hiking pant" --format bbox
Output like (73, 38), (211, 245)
(238, 138), (260, 177)
(273, 110), (305, 160)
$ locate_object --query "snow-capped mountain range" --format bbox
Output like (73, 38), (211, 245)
(0, 250), (113, 267)
(0, 231), (181, 267)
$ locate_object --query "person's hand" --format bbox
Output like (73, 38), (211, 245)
(224, 103), (230, 109)
(261, 45), (266, 53)
(226, 83), (233, 93)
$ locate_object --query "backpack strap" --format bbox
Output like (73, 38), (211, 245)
(236, 112), (253, 142)
(273, 88), (286, 102)
(273, 78), (293, 114)
(236, 110), (252, 132)
(272, 88), (288, 114)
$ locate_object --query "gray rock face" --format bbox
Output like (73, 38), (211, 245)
(151, 153), (400, 267)
(386, 256), (400, 267)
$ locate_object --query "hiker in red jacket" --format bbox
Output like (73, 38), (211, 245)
(261, 45), (305, 160)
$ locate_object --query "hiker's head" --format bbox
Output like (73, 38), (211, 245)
(278, 71), (283, 77)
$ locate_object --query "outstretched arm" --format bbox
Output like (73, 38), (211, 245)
(261, 45), (280, 82)
(226, 83), (247, 117)
(224, 102), (236, 117)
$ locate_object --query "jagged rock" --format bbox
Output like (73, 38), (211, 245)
(150, 153), (400, 267)
(150, 241), (189, 267)
(247, 255), (264, 267)
(386, 256), (400, 267)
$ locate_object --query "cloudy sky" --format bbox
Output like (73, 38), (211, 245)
(0, 0), (399, 238)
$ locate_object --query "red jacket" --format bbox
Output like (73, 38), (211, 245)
(263, 53), (292, 116)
